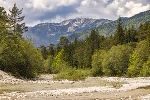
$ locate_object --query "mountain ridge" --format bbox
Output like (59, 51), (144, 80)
(25, 18), (111, 46)
(70, 10), (150, 40)
(24, 10), (150, 47)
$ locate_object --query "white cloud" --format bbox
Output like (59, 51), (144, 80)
(0, 0), (150, 26)
(122, 1), (150, 17)
(74, 0), (150, 20)
(25, 0), (79, 11)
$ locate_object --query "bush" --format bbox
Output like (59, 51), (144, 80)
(55, 68), (90, 81)
(0, 37), (44, 79)
(51, 49), (69, 73)
(43, 56), (53, 73)
(102, 44), (133, 76)
(141, 56), (150, 77)
(127, 40), (150, 77)
(91, 50), (106, 76)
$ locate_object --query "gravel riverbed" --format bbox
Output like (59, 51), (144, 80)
(1, 70), (150, 100)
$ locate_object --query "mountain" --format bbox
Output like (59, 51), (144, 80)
(24, 18), (111, 46)
(24, 10), (150, 47)
(70, 10), (150, 40)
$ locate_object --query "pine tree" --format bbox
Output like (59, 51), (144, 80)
(130, 26), (137, 42)
(87, 30), (100, 53)
(147, 23), (150, 48)
(59, 36), (70, 48)
(9, 4), (28, 36)
(0, 7), (10, 39)
(39, 46), (48, 59)
(0, 7), (8, 31)
(83, 30), (101, 68)
(114, 17), (125, 45)
(137, 22), (149, 41)
(48, 44), (55, 56)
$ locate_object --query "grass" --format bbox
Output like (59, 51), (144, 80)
(138, 85), (150, 89)
(54, 68), (91, 81)
(111, 81), (123, 88)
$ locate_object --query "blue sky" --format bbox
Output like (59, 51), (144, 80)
(0, 0), (150, 26)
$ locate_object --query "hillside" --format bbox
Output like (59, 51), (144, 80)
(70, 10), (150, 40)
(25, 18), (111, 46)
(24, 10), (150, 46)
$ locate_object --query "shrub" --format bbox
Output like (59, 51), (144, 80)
(51, 49), (69, 73)
(43, 56), (53, 73)
(0, 37), (44, 79)
(55, 68), (90, 81)
(91, 50), (106, 76)
(102, 44), (133, 76)
(141, 56), (150, 77)
(127, 40), (150, 77)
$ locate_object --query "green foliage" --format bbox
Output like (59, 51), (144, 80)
(82, 30), (102, 68)
(0, 5), (44, 79)
(39, 46), (48, 59)
(0, 7), (8, 31)
(114, 17), (125, 45)
(55, 68), (90, 81)
(48, 44), (55, 56)
(43, 56), (53, 73)
(100, 35), (114, 50)
(137, 22), (150, 41)
(128, 40), (150, 77)
(73, 41), (85, 68)
(91, 50), (106, 76)
(0, 37), (44, 78)
(8, 4), (28, 35)
(124, 26), (138, 43)
(51, 49), (69, 73)
(141, 56), (150, 77)
(102, 44), (133, 76)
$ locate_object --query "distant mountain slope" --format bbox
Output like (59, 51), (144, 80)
(70, 10), (150, 40)
(24, 18), (111, 46)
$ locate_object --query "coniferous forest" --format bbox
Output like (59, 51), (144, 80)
(0, 4), (150, 80)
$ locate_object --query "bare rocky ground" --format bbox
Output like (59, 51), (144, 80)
(1, 70), (150, 100)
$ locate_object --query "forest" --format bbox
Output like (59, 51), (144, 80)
(0, 4), (150, 80)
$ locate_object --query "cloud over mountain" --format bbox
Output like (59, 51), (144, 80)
(0, 0), (150, 26)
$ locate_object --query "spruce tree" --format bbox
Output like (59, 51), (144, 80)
(0, 7), (8, 31)
(83, 30), (101, 68)
(114, 17), (125, 45)
(48, 44), (55, 56)
(9, 4), (28, 36)
(130, 26), (137, 42)
(39, 46), (48, 59)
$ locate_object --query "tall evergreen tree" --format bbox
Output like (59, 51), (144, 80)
(56, 36), (73, 65)
(48, 44), (55, 56)
(137, 22), (149, 41)
(9, 4), (28, 36)
(130, 26), (138, 42)
(114, 17), (125, 45)
(0, 7), (8, 31)
(87, 30), (101, 53)
(39, 46), (48, 59)
(83, 30), (101, 68)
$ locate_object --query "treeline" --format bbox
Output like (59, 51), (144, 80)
(41, 17), (150, 79)
(0, 5), (149, 80)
